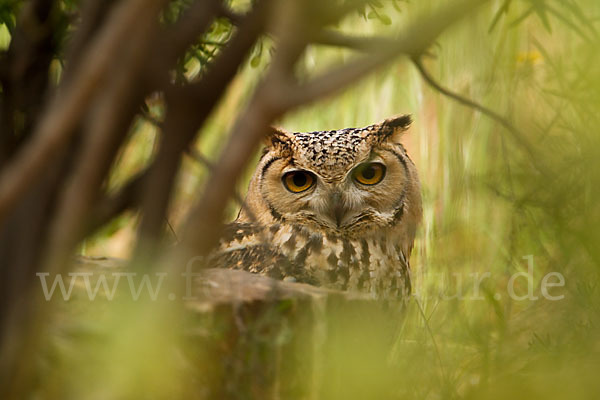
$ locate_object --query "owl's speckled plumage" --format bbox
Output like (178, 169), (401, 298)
(208, 115), (422, 299)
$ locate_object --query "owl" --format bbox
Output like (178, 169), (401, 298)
(208, 115), (422, 299)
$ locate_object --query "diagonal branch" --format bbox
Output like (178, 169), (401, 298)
(312, 29), (394, 51)
(135, 0), (274, 250)
(0, 0), (57, 164)
(42, 0), (171, 274)
(85, 146), (257, 241)
(279, 0), (489, 110)
(0, 0), (172, 224)
(145, 0), (224, 89)
(86, 169), (147, 236)
(64, 0), (119, 77)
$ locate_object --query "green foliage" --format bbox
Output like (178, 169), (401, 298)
(181, 17), (235, 80)
(162, 0), (195, 25)
(358, 0), (403, 25)
(0, 0), (19, 33)
(0, 23), (10, 50)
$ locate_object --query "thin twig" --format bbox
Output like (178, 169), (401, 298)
(64, 0), (116, 76)
(149, 0), (223, 82)
(177, 0), (309, 255)
(414, 298), (450, 393)
(166, 218), (179, 243)
(86, 170), (148, 235)
(185, 148), (258, 224)
(411, 56), (546, 174)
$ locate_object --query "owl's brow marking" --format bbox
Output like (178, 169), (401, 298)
(259, 156), (286, 222)
(383, 147), (409, 171)
(258, 147), (270, 161)
(380, 147), (411, 224)
(260, 156), (281, 179)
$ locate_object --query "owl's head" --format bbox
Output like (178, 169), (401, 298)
(239, 115), (422, 244)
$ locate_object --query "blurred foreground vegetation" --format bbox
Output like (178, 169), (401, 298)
(3, 0), (600, 398)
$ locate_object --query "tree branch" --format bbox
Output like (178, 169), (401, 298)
(0, 0), (172, 224)
(312, 15), (544, 173)
(145, 0), (224, 89)
(135, 0), (273, 251)
(63, 0), (119, 76)
(42, 0), (170, 274)
(185, 148), (258, 223)
(279, 0), (489, 110)
(312, 29), (393, 52)
(0, 0), (57, 164)
(86, 170), (147, 236)
(85, 146), (257, 242)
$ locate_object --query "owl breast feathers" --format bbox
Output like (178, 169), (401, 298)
(207, 115), (422, 299)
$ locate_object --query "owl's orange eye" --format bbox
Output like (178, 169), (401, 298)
(283, 171), (315, 193)
(353, 163), (386, 185)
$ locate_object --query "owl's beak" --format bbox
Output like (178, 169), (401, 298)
(328, 191), (348, 228)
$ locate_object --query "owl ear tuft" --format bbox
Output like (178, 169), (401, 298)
(263, 126), (293, 149)
(381, 114), (412, 143)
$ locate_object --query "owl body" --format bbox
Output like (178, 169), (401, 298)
(209, 115), (421, 299)
(211, 222), (411, 297)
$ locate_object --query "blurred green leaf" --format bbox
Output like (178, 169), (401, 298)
(488, 0), (512, 32)
(392, 0), (404, 13)
(379, 14), (392, 25)
(531, 0), (553, 33)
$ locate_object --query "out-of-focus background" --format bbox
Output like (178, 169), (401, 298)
(2, 0), (600, 398)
